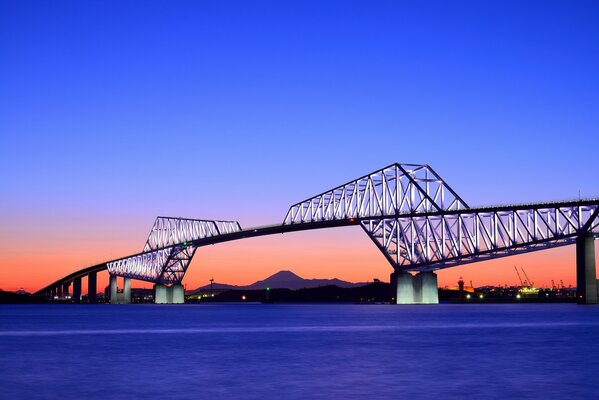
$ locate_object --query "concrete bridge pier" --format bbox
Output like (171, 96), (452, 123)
(577, 234), (598, 304)
(393, 272), (415, 304)
(87, 271), (97, 303)
(123, 277), (131, 304)
(418, 272), (439, 304)
(72, 277), (81, 303)
(50, 287), (56, 299)
(390, 271), (439, 304)
(110, 275), (118, 303)
(109, 276), (132, 304)
(154, 284), (184, 304)
(62, 282), (70, 299)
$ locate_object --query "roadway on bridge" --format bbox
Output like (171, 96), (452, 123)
(35, 198), (599, 296)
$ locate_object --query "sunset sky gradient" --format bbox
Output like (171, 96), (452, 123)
(1, 1), (598, 293)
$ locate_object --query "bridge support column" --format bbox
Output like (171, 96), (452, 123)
(392, 272), (415, 304)
(62, 282), (70, 299)
(154, 284), (169, 304)
(417, 272), (439, 304)
(390, 271), (438, 304)
(123, 277), (131, 304)
(109, 276), (132, 304)
(72, 277), (81, 303)
(87, 272), (97, 303)
(172, 284), (184, 304)
(50, 287), (56, 299)
(577, 235), (598, 304)
(110, 275), (118, 304)
(154, 284), (185, 304)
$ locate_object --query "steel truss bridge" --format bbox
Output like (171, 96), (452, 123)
(35, 163), (599, 304)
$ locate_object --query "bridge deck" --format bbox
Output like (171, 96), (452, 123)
(34, 198), (599, 295)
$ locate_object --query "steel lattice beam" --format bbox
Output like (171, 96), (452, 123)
(283, 163), (599, 272)
(361, 204), (599, 272)
(284, 163), (468, 224)
(107, 217), (241, 284)
(35, 163), (599, 296)
(144, 217), (241, 251)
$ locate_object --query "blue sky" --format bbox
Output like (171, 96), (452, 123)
(1, 1), (598, 289)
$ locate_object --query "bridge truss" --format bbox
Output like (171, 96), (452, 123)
(284, 163), (468, 224)
(37, 162), (599, 297)
(283, 163), (599, 272)
(361, 202), (599, 271)
(107, 217), (241, 284)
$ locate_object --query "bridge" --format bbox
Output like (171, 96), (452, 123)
(34, 163), (599, 304)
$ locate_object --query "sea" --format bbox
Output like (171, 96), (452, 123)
(1, 303), (598, 399)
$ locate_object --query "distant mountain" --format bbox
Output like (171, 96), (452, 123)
(190, 270), (363, 292)
(245, 270), (357, 290)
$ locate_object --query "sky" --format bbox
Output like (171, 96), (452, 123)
(1, 0), (598, 293)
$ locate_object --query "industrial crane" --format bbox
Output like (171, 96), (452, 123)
(514, 266), (534, 287)
(521, 267), (534, 287)
(514, 266), (525, 286)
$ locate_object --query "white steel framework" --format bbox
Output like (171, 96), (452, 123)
(283, 164), (599, 272)
(107, 217), (241, 284)
(361, 203), (599, 271)
(284, 163), (467, 224)
(39, 162), (598, 297)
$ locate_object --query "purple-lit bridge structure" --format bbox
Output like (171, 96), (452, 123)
(35, 163), (599, 304)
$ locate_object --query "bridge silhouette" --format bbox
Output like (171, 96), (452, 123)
(35, 163), (599, 304)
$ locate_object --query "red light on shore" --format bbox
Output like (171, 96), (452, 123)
(349, 218), (356, 223)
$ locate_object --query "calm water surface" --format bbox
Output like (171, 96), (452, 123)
(1, 303), (598, 399)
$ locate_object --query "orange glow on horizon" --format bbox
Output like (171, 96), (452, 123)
(1, 225), (596, 293)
